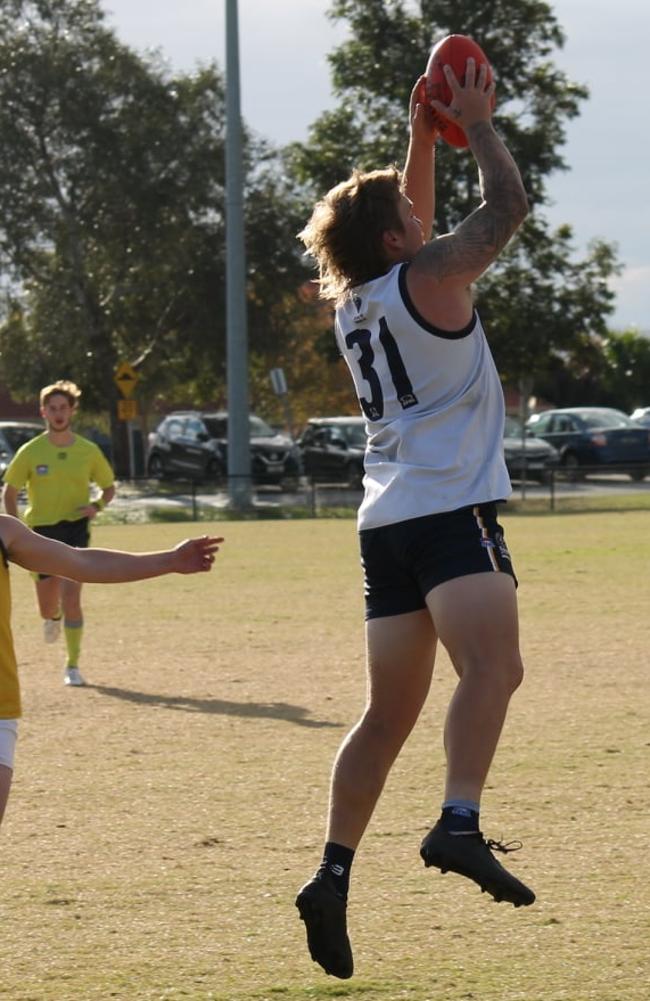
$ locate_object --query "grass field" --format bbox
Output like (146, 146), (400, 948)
(2, 512), (649, 1000)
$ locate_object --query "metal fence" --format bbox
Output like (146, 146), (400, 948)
(101, 467), (650, 523)
(105, 476), (365, 522)
(509, 463), (650, 512)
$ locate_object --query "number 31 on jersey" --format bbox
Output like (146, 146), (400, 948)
(344, 317), (418, 421)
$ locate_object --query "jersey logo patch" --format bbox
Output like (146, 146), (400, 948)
(36, 464), (49, 475)
(57, 453), (68, 460)
(352, 294), (366, 323)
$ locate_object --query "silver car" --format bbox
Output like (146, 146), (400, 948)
(503, 416), (559, 483)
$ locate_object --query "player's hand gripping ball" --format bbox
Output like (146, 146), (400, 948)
(424, 34), (496, 148)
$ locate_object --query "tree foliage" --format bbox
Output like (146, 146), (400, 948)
(601, 331), (650, 412)
(477, 221), (618, 381)
(535, 327), (650, 412)
(0, 1), (223, 401)
(287, 0), (620, 394)
(0, 0), (309, 462)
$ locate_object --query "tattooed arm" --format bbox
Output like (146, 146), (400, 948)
(408, 59), (528, 327)
(414, 118), (528, 283)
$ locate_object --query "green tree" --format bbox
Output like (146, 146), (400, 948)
(0, 0), (309, 466)
(531, 327), (650, 412)
(598, 330), (650, 412)
(477, 220), (618, 386)
(287, 0), (619, 392)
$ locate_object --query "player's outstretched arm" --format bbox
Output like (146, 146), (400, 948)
(0, 515), (223, 582)
(412, 58), (528, 288)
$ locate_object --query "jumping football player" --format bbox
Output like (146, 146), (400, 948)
(296, 60), (534, 979)
(3, 381), (115, 686)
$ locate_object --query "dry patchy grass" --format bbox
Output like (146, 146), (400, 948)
(1, 513), (649, 1000)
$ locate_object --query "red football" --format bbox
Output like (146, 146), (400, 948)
(424, 34), (496, 149)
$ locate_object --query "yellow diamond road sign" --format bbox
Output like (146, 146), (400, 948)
(114, 362), (140, 398)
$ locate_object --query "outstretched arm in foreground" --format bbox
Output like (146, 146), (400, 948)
(0, 514), (223, 582)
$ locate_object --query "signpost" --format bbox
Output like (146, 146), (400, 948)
(225, 0), (252, 509)
(269, 367), (294, 438)
(114, 361), (140, 399)
(117, 399), (138, 421)
(114, 362), (140, 478)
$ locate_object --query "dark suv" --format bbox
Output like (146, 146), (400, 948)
(298, 417), (366, 488)
(146, 411), (301, 485)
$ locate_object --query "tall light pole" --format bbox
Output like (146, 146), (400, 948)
(225, 0), (251, 508)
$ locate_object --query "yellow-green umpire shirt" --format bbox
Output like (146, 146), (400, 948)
(4, 433), (115, 528)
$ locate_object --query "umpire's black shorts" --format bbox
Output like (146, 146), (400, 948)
(32, 518), (90, 580)
(359, 502), (517, 620)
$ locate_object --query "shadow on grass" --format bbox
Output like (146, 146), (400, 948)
(89, 684), (342, 729)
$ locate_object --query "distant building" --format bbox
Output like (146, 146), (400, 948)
(0, 384), (38, 419)
(503, 384), (554, 417)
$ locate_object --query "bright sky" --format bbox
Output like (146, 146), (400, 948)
(101, 0), (649, 332)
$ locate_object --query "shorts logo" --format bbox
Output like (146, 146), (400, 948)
(494, 531), (511, 562)
(481, 531), (511, 563)
(36, 464), (49, 475)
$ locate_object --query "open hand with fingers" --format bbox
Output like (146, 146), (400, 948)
(423, 35), (496, 148)
(171, 535), (224, 574)
(430, 58), (495, 136)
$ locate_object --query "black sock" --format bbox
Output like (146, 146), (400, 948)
(440, 805), (480, 834)
(317, 841), (355, 899)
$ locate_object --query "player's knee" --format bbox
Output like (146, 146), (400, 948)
(62, 597), (83, 618)
(359, 704), (413, 753)
(504, 653), (524, 693)
(459, 651), (523, 694)
(484, 652), (523, 694)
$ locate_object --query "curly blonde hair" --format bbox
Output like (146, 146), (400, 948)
(40, 380), (82, 408)
(298, 167), (404, 305)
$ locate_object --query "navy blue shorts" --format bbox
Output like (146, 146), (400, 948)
(359, 502), (517, 620)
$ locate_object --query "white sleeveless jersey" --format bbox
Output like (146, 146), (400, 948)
(334, 262), (512, 530)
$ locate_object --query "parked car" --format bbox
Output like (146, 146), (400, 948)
(298, 417), (366, 488)
(503, 416), (559, 483)
(0, 420), (44, 479)
(630, 406), (650, 428)
(299, 414), (561, 488)
(146, 411), (301, 485)
(526, 407), (650, 480)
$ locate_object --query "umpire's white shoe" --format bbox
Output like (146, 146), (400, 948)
(64, 666), (86, 687)
(43, 618), (62, 643)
